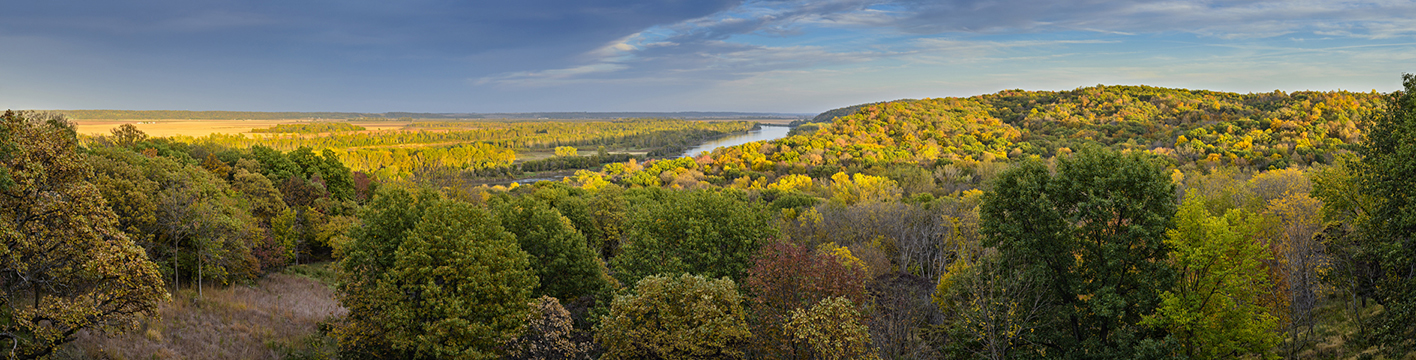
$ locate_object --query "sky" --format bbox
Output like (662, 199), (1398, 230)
(2, 0), (1415, 114)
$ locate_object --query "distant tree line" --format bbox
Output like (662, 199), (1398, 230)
(250, 122), (367, 133)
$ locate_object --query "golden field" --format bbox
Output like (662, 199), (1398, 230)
(72, 119), (408, 138)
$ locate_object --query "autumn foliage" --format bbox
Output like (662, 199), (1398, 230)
(744, 242), (868, 359)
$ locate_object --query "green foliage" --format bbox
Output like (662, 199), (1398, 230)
(611, 189), (778, 285)
(0, 110), (168, 359)
(978, 147), (1177, 358)
(335, 190), (537, 360)
(386, 199), (536, 359)
(595, 274), (752, 360)
(1354, 73), (1416, 354)
(174, 118), (753, 181)
(783, 297), (880, 360)
(1145, 192), (1280, 359)
(493, 197), (610, 300)
(250, 122), (367, 133)
(334, 186), (438, 358)
(87, 142), (263, 284)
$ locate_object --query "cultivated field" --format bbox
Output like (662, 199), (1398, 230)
(72, 119), (408, 138)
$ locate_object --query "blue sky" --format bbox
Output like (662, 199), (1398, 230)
(3, 0), (1414, 113)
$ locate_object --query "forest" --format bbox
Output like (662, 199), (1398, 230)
(3, 76), (1415, 360)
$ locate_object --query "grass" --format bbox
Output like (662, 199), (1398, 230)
(282, 262), (339, 287)
(56, 267), (344, 360)
(1293, 294), (1415, 360)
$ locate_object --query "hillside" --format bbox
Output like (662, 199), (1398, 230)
(763, 85), (1378, 171)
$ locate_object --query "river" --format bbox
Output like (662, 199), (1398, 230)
(679, 125), (793, 158)
(487, 124), (794, 185)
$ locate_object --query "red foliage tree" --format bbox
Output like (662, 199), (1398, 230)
(744, 241), (869, 359)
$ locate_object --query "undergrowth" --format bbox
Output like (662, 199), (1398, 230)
(55, 270), (344, 360)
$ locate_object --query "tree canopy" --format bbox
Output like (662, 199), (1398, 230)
(0, 111), (167, 359)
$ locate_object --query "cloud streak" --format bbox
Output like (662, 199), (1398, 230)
(3, 0), (1414, 113)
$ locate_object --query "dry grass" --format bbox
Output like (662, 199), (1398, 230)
(57, 272), (345, 360)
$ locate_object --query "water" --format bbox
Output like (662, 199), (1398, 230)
(679, 125), (793, 158)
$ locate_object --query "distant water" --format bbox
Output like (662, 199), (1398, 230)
(679, 125), (793, 158)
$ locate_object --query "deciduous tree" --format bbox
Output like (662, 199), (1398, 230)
(611, 189), (776, 285)
(1144, 192), (1280, 359)
(744, 242), (868, 359)
(0, 111), (167, 359)
(595, 274), (751, 360)
(1354, 73), (1416, 354)
(979, 147), (1177, 358)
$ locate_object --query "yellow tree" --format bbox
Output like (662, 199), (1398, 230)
(0, 111), (167, 359)
(1145, 192), (1280, 359)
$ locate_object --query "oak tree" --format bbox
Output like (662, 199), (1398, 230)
(0, 111), (167, 359)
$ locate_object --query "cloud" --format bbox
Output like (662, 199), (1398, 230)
(472, 0), (1416, 88)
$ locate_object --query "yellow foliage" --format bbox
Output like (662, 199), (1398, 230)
(767, 174), (813, 192)
(816, 242), (868, 272)
(828, 172), (901, 205)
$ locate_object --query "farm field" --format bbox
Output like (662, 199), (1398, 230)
(72, 119), (408, 138)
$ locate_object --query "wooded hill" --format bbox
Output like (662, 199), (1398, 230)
(800, 85), (1378, 169)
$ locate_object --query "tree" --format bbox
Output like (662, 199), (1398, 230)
(0, 110), (167, 359)
(743, 242), (868, 359)
(934, 253), (1050, 360)
(1309, 155), (1380, 344)
(595, 274), (752, 360)
(505, 296), (596, 360)
(335, 192), (537, 360)
(384, 199), (537, 359)
(231, 168), (289, 222)
(611, 189), (777, 285)
(1354, 73), (1416, 354)
(784, 297), (880, 360)
(979, 147), (1177, 358)
(493, 197), (610, 301)
(335, 186), (438, 358)
(1262, 192), (1325, 357)
(555, 146), (579, 157)
(1144, 192), (1280, 359)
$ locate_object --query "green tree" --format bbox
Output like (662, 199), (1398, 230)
(335, 190), (537, 359)
(384, 199), (537, 359)
(611, 189), (778, 285)
(979, 147), (1177, 358)
(1354, 73), (1416, 354)
(231, 168), (289, 222)
(493, 197), (610, 300)
(87, 142), (262, 286)
(595, 274), (752, 360)
(1309, 155), (1380, 343)
(0, 110), (168, 359)
(1144, 192), (1280, 359)
(335, 186), (439, 358)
